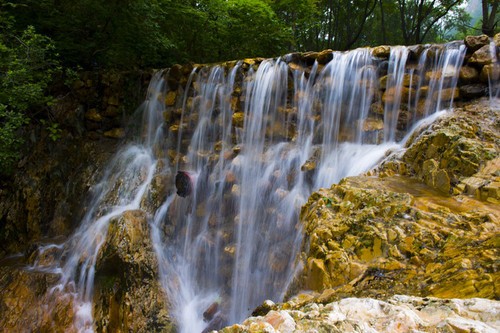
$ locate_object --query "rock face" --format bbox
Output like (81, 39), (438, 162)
(0, 70), (150, 258)
(221, 296), (499, 333)
(294, 100), (499, 302)
(93, 210), (174, 332)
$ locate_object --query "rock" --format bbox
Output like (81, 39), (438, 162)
(93, 210), (174, 332)
(400, 104), (498, 195)
(165, 90), (177, 106)
(464, 35), (490, 52)
(379, 74), (419, 88)
(103, 127), (125, 139)
(107, 94), (120, 106)
(317, 49), (333, 64)
(175, 170), (194, 197)
(459, 84), (488, 99)
(494, 32), (500, 47)
(226, 296), (500, 333)
(203, 302), (220, 321)
(372, 45), (391, 58)
(103, 105), (121, 117)
(252, 300), (276, 317)
(468, 45), (495, 65)
(85, 108), (103, 122)
(232, 112), (245, 127)
(480, 63), (500, 83)
(382, 86), (415, 104)
(459, 65), (480, 83)
(361, 117), (384, 132)
(297, 101), (499, 300)
(202, 313), (227, 333)
(433, 87), (459, 102)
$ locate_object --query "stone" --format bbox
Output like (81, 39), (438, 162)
(85, 108), (103, 122)
(107, 94), (120, 106)
(468, 45), (494, 65)
(382, 86), (415, 104)
(372, 45), (391, 58)
(361, 117), (384, 132)
(433, 87), (459, 102)
(459, 65), (480, 83)
(224, 296), (500, 333)
(480, 63), (500, 83)
(317, 49), (333, 64)
(232, 112), (245, 127)
(165, 91), (177, 106)
(93, 210), (174, 332)
(103, 128), (125, 139)
(464, 35), (490, 52)
(460, 84), (488, 99)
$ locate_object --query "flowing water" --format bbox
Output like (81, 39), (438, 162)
(28, 43), (467, 332)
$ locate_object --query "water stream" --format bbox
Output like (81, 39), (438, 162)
(29, 43), (467, 332)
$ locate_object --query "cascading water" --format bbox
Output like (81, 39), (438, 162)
(152, 42), (466, 332)
(28, 72), (168, 331)
(27, 42), (467, 333)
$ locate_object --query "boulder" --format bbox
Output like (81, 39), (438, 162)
(459, 65), (480, 83)
(226, 296), (500, 333)
(468, 45), (495, 66)
(372, 45), (391, 58)
(460, 84), (488, 99)
(298, 175), (499, 300)
(93, 210), (174, 332)
(464, 34), (490, 52)
(480, 63), (500, 83)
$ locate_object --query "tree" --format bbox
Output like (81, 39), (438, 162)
(0, 18), (60, 175)
(481, 0), (499, 36)
(396, 0), (466, 44)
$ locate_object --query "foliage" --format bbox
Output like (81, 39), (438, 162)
(0, 18), (60, 176)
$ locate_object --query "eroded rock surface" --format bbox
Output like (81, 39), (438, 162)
(220, 296), (499, 333)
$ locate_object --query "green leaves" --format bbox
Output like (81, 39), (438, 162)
(0, 24), (60, 176)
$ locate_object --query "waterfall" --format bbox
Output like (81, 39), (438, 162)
(28, 42), (467, 332)
(28, 72), (168, 331)
(152, 43), (466, 332)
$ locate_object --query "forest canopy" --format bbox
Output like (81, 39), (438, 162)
(2, 0), (497, 69)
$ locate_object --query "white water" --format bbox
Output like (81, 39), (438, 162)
(28, 43), (467, 332)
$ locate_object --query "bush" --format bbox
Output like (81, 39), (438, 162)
(0, 25), (60, 176)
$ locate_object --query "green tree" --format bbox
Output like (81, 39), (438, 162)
(0, 18), (60, 175)
(10, 0), (175, 68)
(481, 0), (499, 36)
(396, 0), (466, 44)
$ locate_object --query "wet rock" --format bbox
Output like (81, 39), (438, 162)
(464, 34), (490, 52)
(298, 175), (499, 300)
(225, 296), (500, 333)
(316, 49), (333, 65)
(204, 302), (220, 321)
(175, 170), (194, 197)
(433, 87), (459, 102)
(459, 65), (480, 83)
(232, 112), (245, 127)
(85, 108), (103, 122)
(165, 91), (177, 106)
(372, 45), (391, 58)
(480, 63), (500, 83)
(252, 300), (276, 317)
(382, 86), (415, 103)
(469, 45), (495, 65)
(459, 84), (488, 99)
(202, 313), (227, 333)
(103, 127), (125, 139)
(93, 210), (174, 332)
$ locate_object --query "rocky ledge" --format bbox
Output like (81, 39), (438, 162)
(217, 98), (499, 332)
(221, 296), (499, 333)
